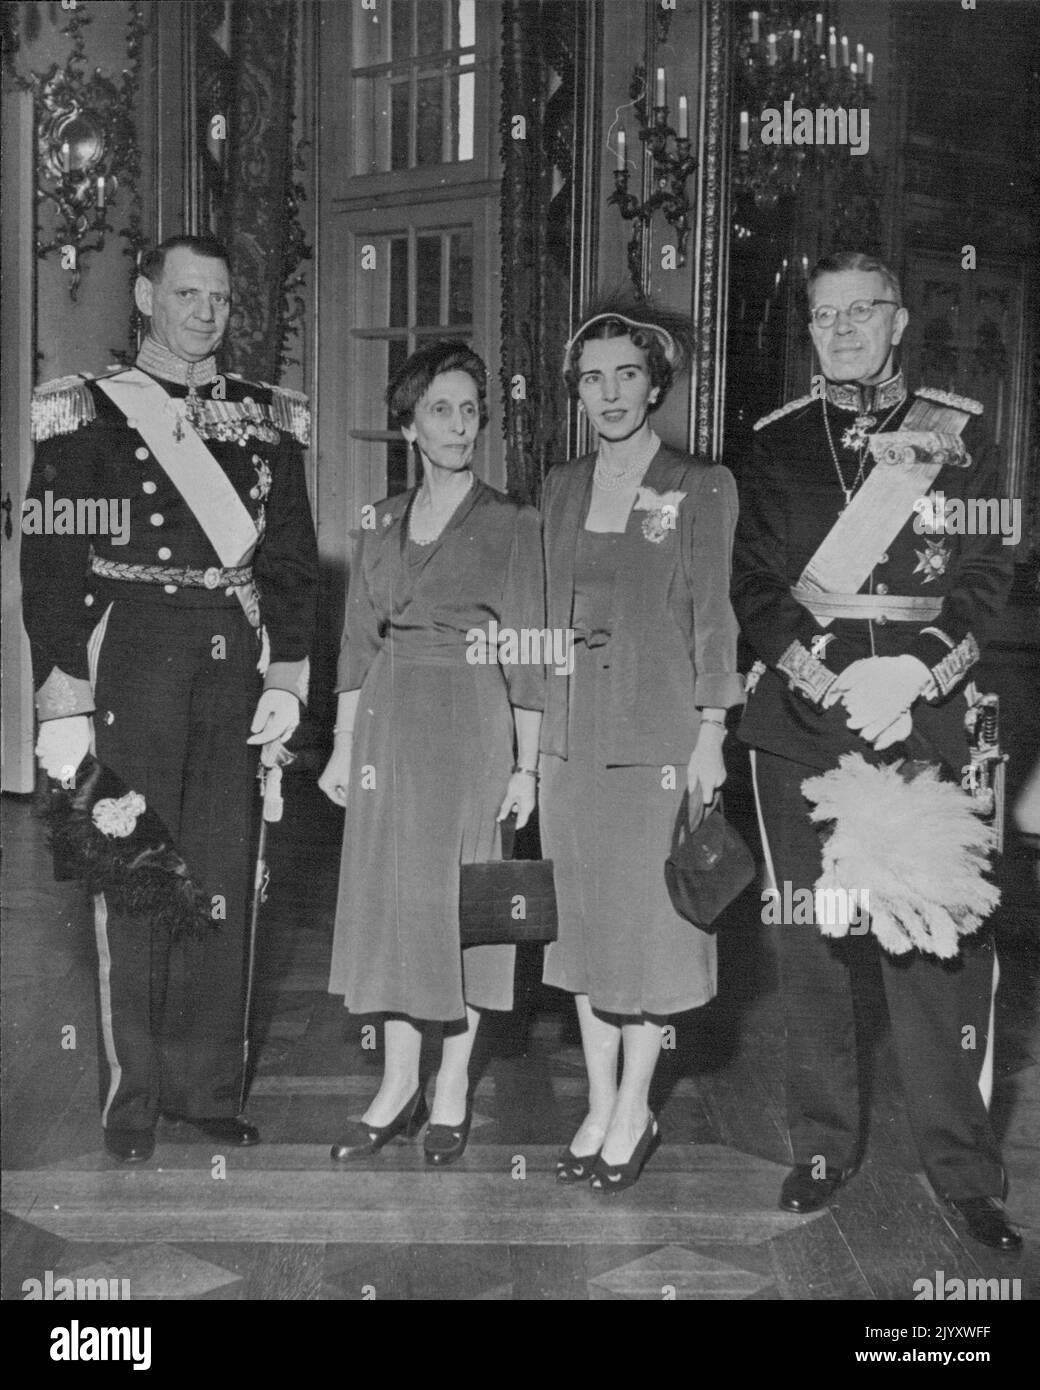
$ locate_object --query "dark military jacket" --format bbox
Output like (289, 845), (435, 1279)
(732, 372), (1014, 772)
(21, 361), (318, 720)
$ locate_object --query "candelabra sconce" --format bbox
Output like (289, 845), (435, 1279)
(33, 63), (135, 301)
(609, 95), (697, 300)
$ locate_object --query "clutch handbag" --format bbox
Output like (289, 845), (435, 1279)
(459, 816), (558, 947)
(664, 791), (756, 934)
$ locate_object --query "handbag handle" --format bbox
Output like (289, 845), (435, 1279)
(499, 813), (517, 860)
(672, 789), (722, 855)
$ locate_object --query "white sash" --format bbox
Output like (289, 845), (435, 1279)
(98, 369), (259, 567)
(797, 397), (973, 627)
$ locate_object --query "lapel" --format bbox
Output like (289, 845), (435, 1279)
(546, 457), (595, 627)
(614, 445), (688, 627)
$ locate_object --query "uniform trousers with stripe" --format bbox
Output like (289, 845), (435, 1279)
(90, 587), (260, 1133)
(752, 747), (1005, 1202)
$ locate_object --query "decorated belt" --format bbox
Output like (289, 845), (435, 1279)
(791, 586), (943, 623)
(91, 556), (254, 590)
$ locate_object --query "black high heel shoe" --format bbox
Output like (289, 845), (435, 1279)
(423, 1103), (472, 1166)
(555, 1146), (602, 1184)
(330, 1085), (428, 1162)
(590, 1115), (660, 1193)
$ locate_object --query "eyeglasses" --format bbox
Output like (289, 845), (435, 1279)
(809, 299), (900, 329)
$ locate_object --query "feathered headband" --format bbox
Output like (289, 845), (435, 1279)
(561, 311), (681, 380)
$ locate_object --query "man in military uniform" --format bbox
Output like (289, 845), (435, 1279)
(22, 234), (318, 1162)
(732, 251), (1020, 1251)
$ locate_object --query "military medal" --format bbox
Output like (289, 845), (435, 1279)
(841, 414), (876, 451)
(913, 536), (950, 583)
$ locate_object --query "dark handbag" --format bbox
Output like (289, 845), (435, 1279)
(664, 791), (756, 933)
(459, 816), (558, 947)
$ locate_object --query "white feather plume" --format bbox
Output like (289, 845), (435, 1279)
(801, 754), (1000, 958)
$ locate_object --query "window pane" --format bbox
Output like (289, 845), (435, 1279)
(387, 338), (410, 427)
(416, 75), (442, 165)
(354, 1), (390, 65)
(390, 80), (410, 170)
(391, 0), (412, 59)
(448, 70), (474, 162)
(448, 229), (472, 323)
(416, 235), (443, 326)
(387, 438), (410, 496)
(416, 0), (443, 57)
(389, 237), (409, 327)
(452, 0), (475, 50)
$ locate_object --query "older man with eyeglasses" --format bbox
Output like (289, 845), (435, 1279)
(731, 251), (1020, 1252)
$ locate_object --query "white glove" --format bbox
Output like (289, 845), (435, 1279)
(36, 715), (91, 783)
(247, 690), (300, 761)
(828, 655), (931, 745)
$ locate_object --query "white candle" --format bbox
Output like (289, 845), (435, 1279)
(850, 63), (857, 78)
(828, 28), (837, 68)
(739, 110), (749, 149)
(61, 141), (70, 173)
(815, 13), (823, 45)
(750, 10), (760, 43)
(866, 52), (874, 86)
(841, 34), (849, 66)
(655, 66), (665, 107)
(767, 32), (777, 65)
(96, 175), (105, 210)
(616, 128), (626, 171)
(678, 94), (688, 139)
(792, 29), (801, 62)
(802, 254), (809, 276)
(856, 42), (865, 71)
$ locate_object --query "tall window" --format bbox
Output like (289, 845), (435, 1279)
(353, 0), (476, 175)
(352, 223), (475, 495)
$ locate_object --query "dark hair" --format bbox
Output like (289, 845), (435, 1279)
(808, 251), (902, 307)
(139, 234), (231, 283)
(385, 340), (489, 429)
(562, 295), (695, 408)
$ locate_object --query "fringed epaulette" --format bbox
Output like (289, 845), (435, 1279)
(30, 375), (98, 443)
(914, 386), (983, 416)
(269, 385), (311, 446)
(753, 392), (816, 431)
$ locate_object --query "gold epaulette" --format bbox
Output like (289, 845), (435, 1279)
(753, 392), (816, 431)
(914, 386), (983, 416)
(270, 384), (311, 446)
(30, 375), (97, 442)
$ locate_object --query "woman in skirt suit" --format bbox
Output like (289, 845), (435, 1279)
(540, 300), (743, 1191)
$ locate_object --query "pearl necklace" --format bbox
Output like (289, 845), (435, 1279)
(593, 429), (661, 492)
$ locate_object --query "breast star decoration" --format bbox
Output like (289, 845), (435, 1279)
(913, 536), (950, 583)
(634, 487), (687, 543)
(841, 414), (876, 451)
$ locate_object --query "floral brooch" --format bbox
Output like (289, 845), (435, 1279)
(634, 486), (686, 543)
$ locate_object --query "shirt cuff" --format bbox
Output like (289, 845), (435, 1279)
(36, 667), (95, 720)
(264, 658), (310, 706)
(694, 672), (746, 709)
(918, 632), (980, 702)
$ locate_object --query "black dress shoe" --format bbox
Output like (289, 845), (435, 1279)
(104, 1128), (156, 1163)
(590, 1115), (661, 1193)
(945, 1196), (1023, 1253)
(163, 1114), (260, 1146)
(779, 1163), (853, 1213)
(331, 1086), (428, 1162)
(423, 1103), (472, 1167)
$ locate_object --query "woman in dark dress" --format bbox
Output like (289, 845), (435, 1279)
(320, 342), (544, 1166)
(540, 301), (744, 1191)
